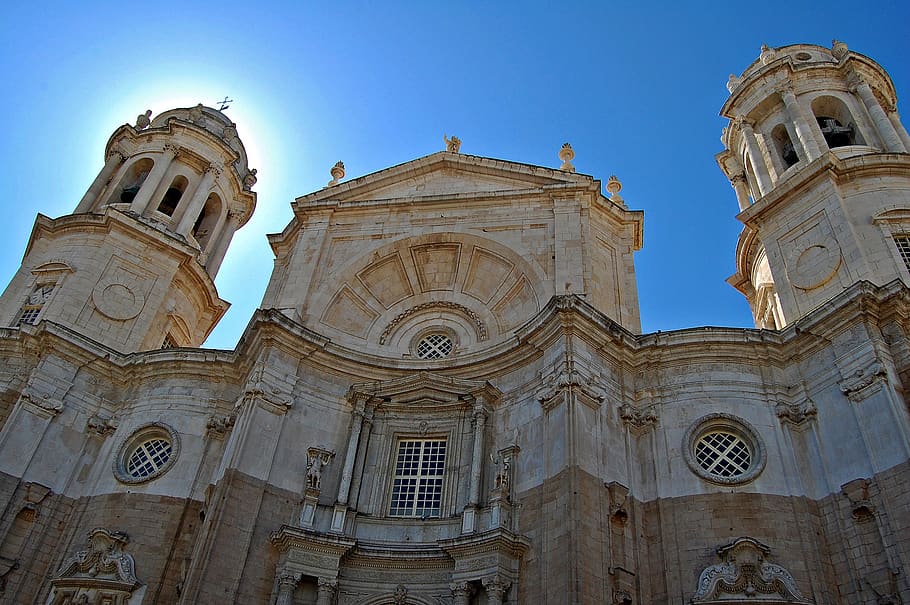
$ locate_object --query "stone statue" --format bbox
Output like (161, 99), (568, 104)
(306, 456), (324, 489)
(726, 74), (742, 94)
(243, 169), (258, 190)
(832, 39), (849, 61)
(760, 44), (776, 65)
(189, 104), (205, 125)
(444, 134), (461, 153)
(135, 110), (152, 130)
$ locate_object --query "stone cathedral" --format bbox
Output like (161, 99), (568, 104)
(0, 40), (908, 605)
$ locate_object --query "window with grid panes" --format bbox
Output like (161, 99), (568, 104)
(17, 284), (55, 325)
(694, 430), (752, 478)
(415, 333), (453, 359)
(389, 439), (447, 517)
(894, 235), (910, 272)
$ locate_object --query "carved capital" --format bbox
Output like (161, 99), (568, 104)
(206, 414), (236, 439)
(316, 577), (337, 594)
(775, 399), (817, 427)
(775, 82), (795, 98)
(87, 415), (118, 437)
(840, 362), (888, 402)
(619, 403), (658, 432)
(205, 162), (223, 177)
(277, 570), (301, 589)
(162, 143), (180, 156)
(482, 575), (510, 600)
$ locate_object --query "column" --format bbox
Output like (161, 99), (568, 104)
(730, 174), (751, 211)
(316, 578), (337, 605)
(204, 210), (243, 277)
(482, 576), (510, 605)
(129, 144), (179, 214)
(779, 86), (823, 160)
(853, 77), (907, 152)
(336, 406), (366, 506)
(175, 163), (221, 235)
(468, 403), (487, 506)
(738, 118), (772, 196)
(75, 150), (124, 213)
(451, 581), (473, 605)
(275, 571), (300, 605)
(886, 106), (910, 152)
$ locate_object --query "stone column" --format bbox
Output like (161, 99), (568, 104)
(316, 578), (337, 605)
(337, 405), (366, 507)
(204, 210), (243, 277)
(737, 118), (772, 196)
(175, 163), (221, 236)
(482, 576), (510, 605)
(730, 173), (751, 211)
(451, 581), (473, 605)
(75, 150), (125, 213)
(852, 76), (907, 152)
(468, 403), (487, 507)
(275, 571), (300, 605)
(887, 107), (910, 152)
(130, 144), (179, 214)
(779, 85), (822, 160)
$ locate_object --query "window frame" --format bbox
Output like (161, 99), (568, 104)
(683, 414), (766, 486)
(387, 437), (448, 518)
(113, 422), (181, 485)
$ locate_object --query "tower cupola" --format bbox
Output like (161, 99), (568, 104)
(0, 105), (257, 351)
(721, 42), (910, 329)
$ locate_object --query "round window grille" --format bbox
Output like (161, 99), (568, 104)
(415, 333), (454, 359)
(694, 430), (751, 478)
(113, 423), (180, 484)
(683, 414), (765, 486)
(126, 437), (173, 479)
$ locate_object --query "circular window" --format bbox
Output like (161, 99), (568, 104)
(113, 423), (180, 484)
(794, 51), (812, 61)
(683, 414), (765, 485)
(415, 332), (454, 359)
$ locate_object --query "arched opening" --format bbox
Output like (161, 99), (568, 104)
(812, 95), (864, 148)
(192, 193), (222, 248)
(156, 175), (188, 217)
(771, 124), (799, 169)
(110, 158), (154, 206)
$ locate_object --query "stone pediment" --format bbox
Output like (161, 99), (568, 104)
(347, 372), (501, 408)
(297, 152), (594, 206)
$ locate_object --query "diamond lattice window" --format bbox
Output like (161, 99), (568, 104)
(695, 430), (752, 478)
(126, 437), (174, 479)
(389, 439), (447, 517)
(894, 235), (910, 272)
(415, 333), (453, 359)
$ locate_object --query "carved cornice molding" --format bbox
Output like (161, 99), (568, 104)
(438, 527), (531, 560)
(379, 301), (488, 344)
(269, 525), (356, 557)
(536, 359), (604, 411)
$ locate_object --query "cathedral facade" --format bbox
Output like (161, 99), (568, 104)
(0, 41), (909, 604)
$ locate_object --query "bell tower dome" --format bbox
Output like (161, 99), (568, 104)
(0, 105), (257, 351)
(719, 42), (910, 328)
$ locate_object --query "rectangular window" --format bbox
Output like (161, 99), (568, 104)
(17, 284), (55, 326)
(894, 235), (910, 272)
(389, 439), (446, 517)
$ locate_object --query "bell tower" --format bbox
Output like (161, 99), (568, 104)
(720, 41), (910, 328)
(0, 105), (257, 351)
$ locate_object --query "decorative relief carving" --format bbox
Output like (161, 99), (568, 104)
(841, 478), (876, 522)
(606, 481), (630, 525)
(393, 583), (409, 604)
(20, 391), (63, 418)
(49, 528), (140, 605)
(379, 301), (488, 344)
(840, 361), (888, 402)
(536, 359), (603, 410)
(791, 243), (842, 290)
(691, 537), (810, 603)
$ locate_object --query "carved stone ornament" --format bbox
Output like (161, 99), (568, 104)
(327, 161), (345, 186)
(559, 142), (575, 172)
(537, 359), (604, 411)
(691, 537), (811, 604)
(243, 168), (258, 190)
(840, 361), (888, 402)
(379, 301), (487, 344)
(393, 583), (408, 604)
(841, 478), (876, 522)
(49, 528), (140, 605)
(606, 175), (624, 204)
(444, 133), (462, 153)
(135, 109), (152, 130)
(87, 414), (118, 437)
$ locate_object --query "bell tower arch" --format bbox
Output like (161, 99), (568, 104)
(720, 42), (910, 328)
(0, 105), (257, 351)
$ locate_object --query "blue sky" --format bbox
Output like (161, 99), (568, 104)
(1, 2), (908, 349)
